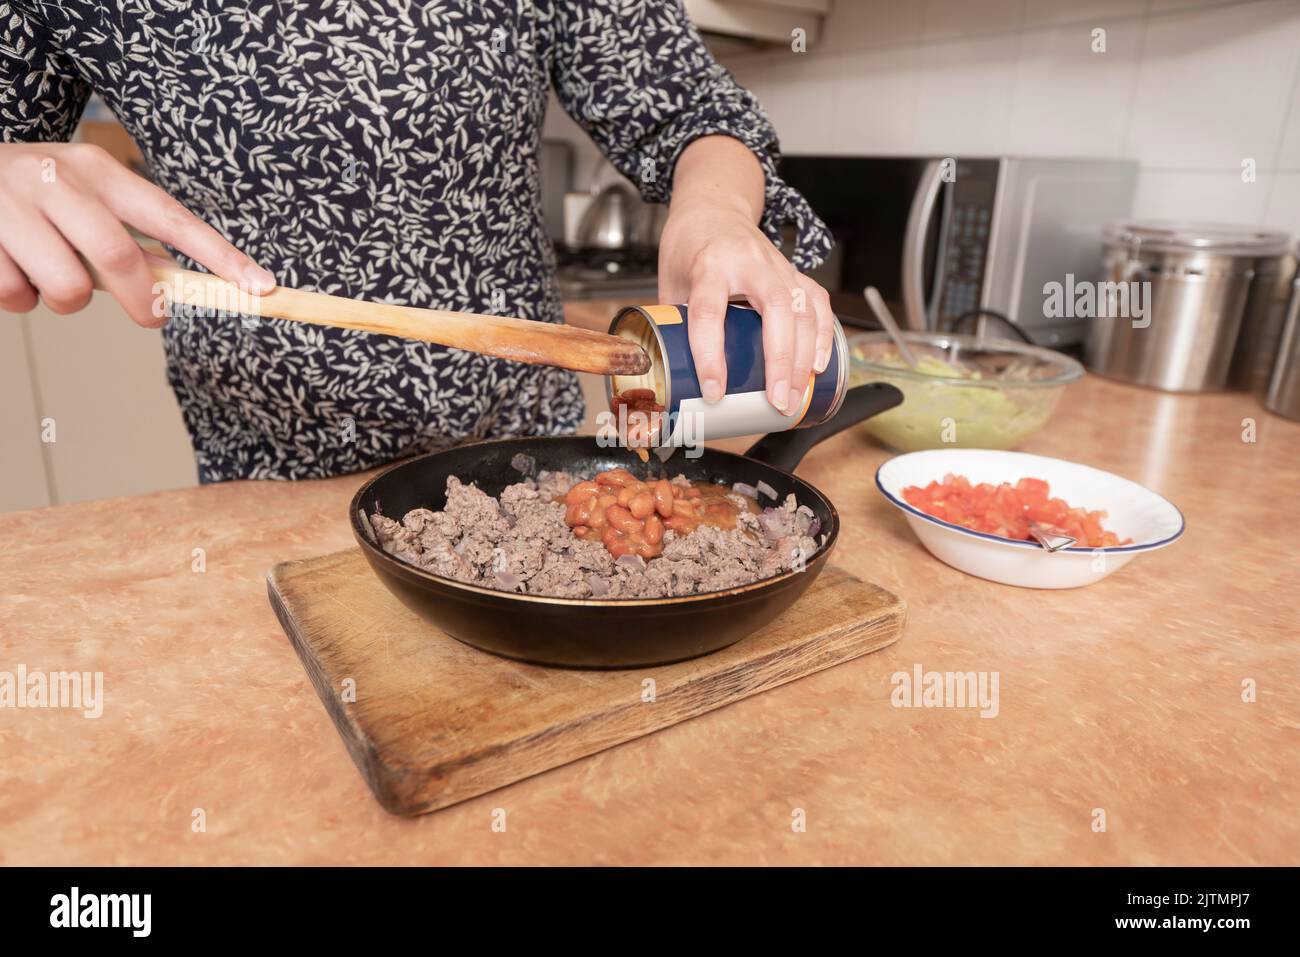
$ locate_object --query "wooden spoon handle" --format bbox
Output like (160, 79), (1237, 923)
(111, 259), (649, 376)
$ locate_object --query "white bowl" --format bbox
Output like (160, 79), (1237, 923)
(875, 449), (1185, 589)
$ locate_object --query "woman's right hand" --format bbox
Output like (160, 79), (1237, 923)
(0, 142), (275, 327)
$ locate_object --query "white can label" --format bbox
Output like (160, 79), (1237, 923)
(667, 391), (799, 446)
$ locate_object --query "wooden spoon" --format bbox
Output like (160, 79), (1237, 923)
(92, 254), (650, 377)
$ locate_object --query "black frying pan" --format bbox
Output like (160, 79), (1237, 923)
(349, 383), (902, 668)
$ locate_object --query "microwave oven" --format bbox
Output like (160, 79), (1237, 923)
(777, 156), (1138, 346)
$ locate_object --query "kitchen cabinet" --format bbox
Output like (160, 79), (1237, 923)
(6, 294), (197, 510)
(0, 318), (50, 511)
(684, 0), (828, 46)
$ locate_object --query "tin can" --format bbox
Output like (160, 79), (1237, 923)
(606, 304), (849, 446)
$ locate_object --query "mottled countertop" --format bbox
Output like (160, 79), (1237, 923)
(3, 301), (1298, 865)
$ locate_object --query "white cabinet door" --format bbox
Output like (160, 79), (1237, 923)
(23, 292), (198, 505)
(0, 317), (50, 511)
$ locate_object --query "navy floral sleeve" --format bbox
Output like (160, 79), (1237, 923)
(1, 0), (831, 482)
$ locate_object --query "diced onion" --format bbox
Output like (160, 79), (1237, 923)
(757, 512), (784, 542)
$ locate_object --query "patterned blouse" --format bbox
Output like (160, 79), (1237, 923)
(1, 0), (830, 482)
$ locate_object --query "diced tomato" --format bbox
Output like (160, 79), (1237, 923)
(900, 474), (1131, 549)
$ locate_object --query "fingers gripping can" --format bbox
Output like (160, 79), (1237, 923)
(606, 304), (849, 446)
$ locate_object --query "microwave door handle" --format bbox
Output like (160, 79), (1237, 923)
(902, 159), (945, 331)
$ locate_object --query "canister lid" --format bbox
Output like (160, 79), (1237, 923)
(1104, 220), (1291, 257)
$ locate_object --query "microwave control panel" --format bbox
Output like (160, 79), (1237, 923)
(935, 160), (999, 328)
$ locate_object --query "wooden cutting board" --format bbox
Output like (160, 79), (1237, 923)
(267, 548), (905, 816)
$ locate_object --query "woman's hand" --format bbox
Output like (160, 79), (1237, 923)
(0, 142), (275, 327)
(657, 136), (834, 416)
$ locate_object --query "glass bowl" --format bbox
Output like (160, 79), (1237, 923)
(848, 331), (1084, 452)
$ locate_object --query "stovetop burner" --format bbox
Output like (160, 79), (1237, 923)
(555, 244), (659, 298)
(556, 244), (656, 271)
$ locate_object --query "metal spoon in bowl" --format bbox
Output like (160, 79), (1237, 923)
(863, 286), (922, 370)
(1028, 522), (1077, 553)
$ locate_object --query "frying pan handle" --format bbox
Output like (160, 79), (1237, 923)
(743, 383), (903, 473)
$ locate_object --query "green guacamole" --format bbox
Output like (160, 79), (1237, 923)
(849, 350), (1063, 452)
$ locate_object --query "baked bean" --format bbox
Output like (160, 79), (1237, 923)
(626, 414), (653, 445)
(564, 480), (599, 503)
(654, 479), (674, 517)
(643, 514), (663, 545)
(611, 389), (665, 451)
(597, 468), (635, 487)
(629, 490), (654, 519)
(607, 505), (642, 535)
(562, 470), (759, 561)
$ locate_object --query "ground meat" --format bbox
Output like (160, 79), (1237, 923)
(367, 473), (820, 599)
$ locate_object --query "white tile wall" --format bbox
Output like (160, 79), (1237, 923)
(923, 0), (1027, 42)
(666, 0), (1300, 230)
(1132, 168), (1273, 222)
(1125, 0), (1300, 170)
(1273, 53), (1300, 169)
(1023, 0), (1152, 28)
(832, 46), (922, 151)
(1008, 20), (1145, 159)
(914, 33), (1021, 155)
(816, 0), (924, 52)
(754, 53), (845, 154)
(1262, 172), (1300, 229)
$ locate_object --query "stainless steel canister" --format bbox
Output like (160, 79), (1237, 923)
(1085, 221), (1291, 392)
(1230, 246), (1296, 391)
(1265, 263), (1300, 421)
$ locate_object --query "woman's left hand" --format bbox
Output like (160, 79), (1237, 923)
(657, 197), (835, 416)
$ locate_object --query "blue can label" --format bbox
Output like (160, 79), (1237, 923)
(607, 304), (848, 447)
